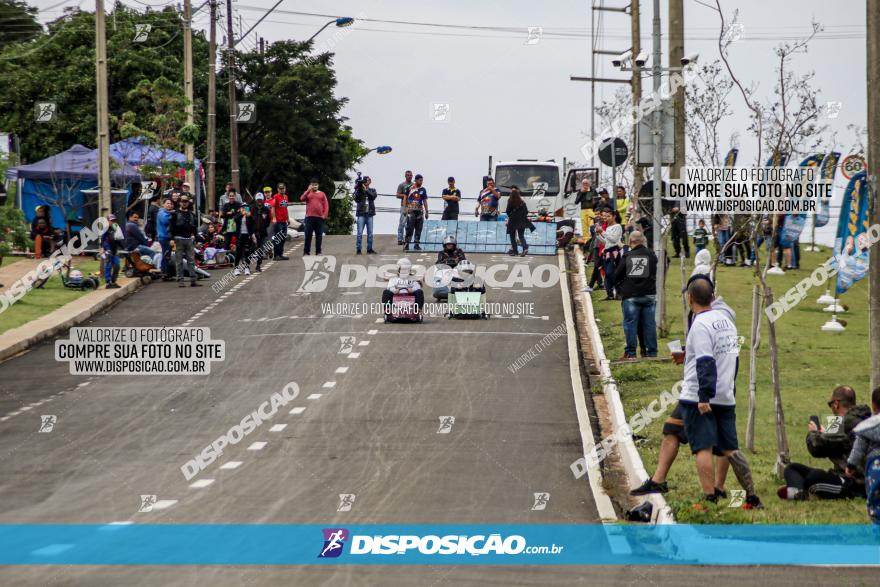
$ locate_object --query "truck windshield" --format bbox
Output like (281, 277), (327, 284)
(493, 165), (560, 194)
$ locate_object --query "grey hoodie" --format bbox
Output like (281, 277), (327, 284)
(848, 413), (880, 470)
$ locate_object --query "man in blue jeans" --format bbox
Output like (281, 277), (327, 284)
(613, 230), (658, 360)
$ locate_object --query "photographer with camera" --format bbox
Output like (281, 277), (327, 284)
(354, 173), (377, 254)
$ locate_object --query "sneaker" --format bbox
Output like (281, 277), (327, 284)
(776, 485), (805, 500)
(617, 354), (637, 362)
(743, 494), (765, 510)
(714, 487), (728, 500)
(356, 249), (362, 255)
(508, 249), (517, 256)
(233, 269), (241, 276)
(629, 478), (668, 496)
(191, 282), (202, 287)
(397, 240), (405, 245)
(367, 249), (377, 254)
(414, 244), (422, 251)
(105, 282), (121, 289)
(403, 245), (410, 251)
(277, 255), (290, 260)
(520, 250), (528, 257)
(244, 267), (251, 275)
(178, 281), (186, 288)
(582, 286), (594, 293)
(255, 266), (262, 273)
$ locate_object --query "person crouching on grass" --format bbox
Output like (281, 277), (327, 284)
(846, 387), (880, 528)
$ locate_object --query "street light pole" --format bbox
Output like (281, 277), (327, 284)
(207, 0), (217, 208)
(183, 0), (195, 190)
(95, 0), (111, 216)
(652, 0), (665, 328)
(225, 0), (240, 192)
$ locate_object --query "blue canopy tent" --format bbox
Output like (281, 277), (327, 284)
(5, 144), (141, 232)
(108, 137), (202, 210)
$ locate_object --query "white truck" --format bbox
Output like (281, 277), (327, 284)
(485, 157), (597, 219)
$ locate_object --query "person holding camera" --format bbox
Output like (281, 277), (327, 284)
(354, 174), (377, 254)
(300, 179), (329, 255)
(778, 385), (870, 500)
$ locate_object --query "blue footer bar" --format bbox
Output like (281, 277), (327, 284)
(2, 524), (879, 565)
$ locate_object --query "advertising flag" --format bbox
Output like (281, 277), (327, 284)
(815, 151), (840, 227)
(833, 171), (870, 295)
(780, 153), (824, 248)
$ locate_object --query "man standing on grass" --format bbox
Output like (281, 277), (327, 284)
(679, 275), (756, 505)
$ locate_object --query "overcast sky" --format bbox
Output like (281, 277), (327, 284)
(29, 0), (869, 239)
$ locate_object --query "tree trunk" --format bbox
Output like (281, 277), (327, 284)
(764, 287), (789, 477)
(746, 283), (762, 452)
(680, 254), (688, 336)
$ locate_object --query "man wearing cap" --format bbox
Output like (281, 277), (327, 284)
(267, 184), (290, 260)
(354, 175), (377, 254)
(300, 179), (329, 255)
(252, 192), (272, 272)
(172, 195), (201, 287)
(101, 214), (123, 289)
(221, 188), (243, 259)
(404, 174), (429, 251)
(441, 177), (461, 221)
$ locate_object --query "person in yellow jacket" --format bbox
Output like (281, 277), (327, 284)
(574, 177), (597, 235)
(615, 185), (631, 224)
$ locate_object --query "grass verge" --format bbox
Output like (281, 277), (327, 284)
(590, 243), (870, 524)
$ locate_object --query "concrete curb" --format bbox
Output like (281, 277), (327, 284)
(573, 247), (676, 524)
(0, 278), (143, 364)
(557, 251), (618, 523)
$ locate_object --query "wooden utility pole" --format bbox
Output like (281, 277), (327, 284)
(95, 0), (111, 216)
(630, 0), (643, 201)
(868, 0), (880, 390)
(207, 0), (217, 208)
(183, 0), (195, 190)
(225, 0), (240, 192)
(669, 0), (685, 183)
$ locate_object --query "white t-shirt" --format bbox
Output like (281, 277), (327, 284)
(679, 307), (739, 406)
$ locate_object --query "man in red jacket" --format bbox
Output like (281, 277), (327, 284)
(300, 179), (329, 255)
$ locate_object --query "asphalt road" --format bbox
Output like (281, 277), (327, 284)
(0, 235), (875, 585)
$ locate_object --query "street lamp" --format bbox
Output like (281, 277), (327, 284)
(368, 146), (392, 155)
(307, 17), (355, 43)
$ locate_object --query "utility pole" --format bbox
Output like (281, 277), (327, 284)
(669, 0), (685, 185)
(630, 0), (642, 200)
(651, 0), (665, 329)
(207, 0), (217, 208)
(225, 0), (240, 192)
(183, 0), (195, 190)
(95, 0), (111, 216)
(868, 0), (880, 389)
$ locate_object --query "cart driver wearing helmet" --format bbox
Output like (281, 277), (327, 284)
(382, 258), (425, 313)
(436, 234), (466, 268)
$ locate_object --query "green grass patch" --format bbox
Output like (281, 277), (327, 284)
(590, 242), (871, 524)
(0, 260), (102, 335)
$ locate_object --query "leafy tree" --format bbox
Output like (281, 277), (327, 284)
(0, 205), (31, 266)
(0, 0), (40, 49)
(228, 41), (365, 233)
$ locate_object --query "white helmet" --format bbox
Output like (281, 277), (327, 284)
(456, 260), (475, 276)
(396, 258), (412, 276)
(68, 269), (84, 284)
(443, 235), (457, 246)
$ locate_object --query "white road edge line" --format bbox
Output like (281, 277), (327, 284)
(557, 251), (617, 524)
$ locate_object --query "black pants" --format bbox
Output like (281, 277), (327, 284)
(783, 462), (858, 499)
(671, 220), (690, 258)
(405, 211), (424, 245)
(441, 209), (458, 221)
(238, 235), (255, 268)
(509, 227), (527, 253)
(588, 254), (603, 288)
(303, 217), (324, 254)
(254, 235), (268, 269)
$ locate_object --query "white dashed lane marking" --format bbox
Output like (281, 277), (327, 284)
(247, 442), (267, 451)
(335, 366), (349, 374)
(269, 424), (287, 432)
(189, 479), (215, 489)
(220, 461), (242, 470)
(322, 381), (336, 389)
(307, 394), (322, 400)
(290, 407), (306, 415)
